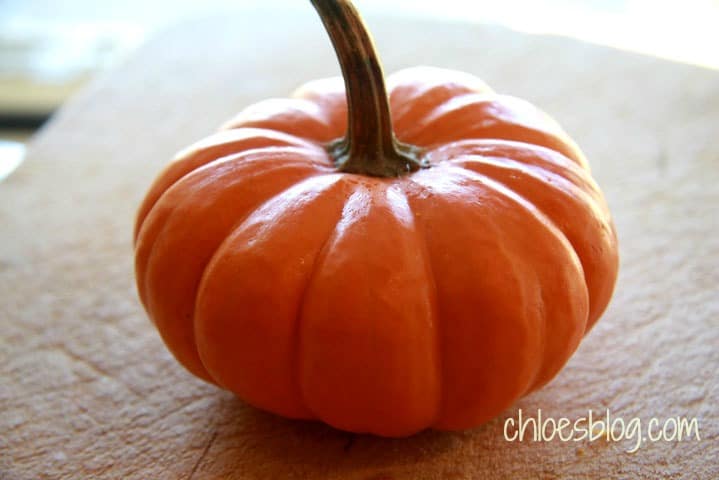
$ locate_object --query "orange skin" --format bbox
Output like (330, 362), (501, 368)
(134, 65), (619, 436)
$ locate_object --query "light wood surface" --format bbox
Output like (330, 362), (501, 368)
(1, 9), (717, 479)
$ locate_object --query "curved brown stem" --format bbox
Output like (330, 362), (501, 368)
(311, 0), (427, 177)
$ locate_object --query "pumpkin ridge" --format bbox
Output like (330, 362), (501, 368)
(295, 180), (440, 435)
(141, 163), (326, 383)
(386, 67), (493, 130)
(193, 173), (346, 391)
(399, 92), (497, 138)
(294, 183), (375, 429)
(405, 168), (543, 427)
(447, 164), (587, 280)
(430, 139), (601, 201)
(448, 153), (613, 325)
(290, 182), (354, 421)
(135, 143), (327, 243)
(451, 155), (589, 198)
(447, 165), (590, 384)
(138, 153), (322, 308)
(221, 98), (337, 142)
(458, 175), (546, 403)
(390, 83), (487, 129)
(134, 129), (324, 240)
(401, 183), (445, 427)
(449, 155), (604, 234)
(528, 278), (549, 393)
(290, 76), (348, 138)
(465, 166), (587, 279)
(399, 92), (583, 164)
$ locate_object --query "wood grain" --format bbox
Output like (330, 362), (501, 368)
(1, 8), (717, 479)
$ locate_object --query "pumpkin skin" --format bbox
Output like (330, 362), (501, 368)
(134, 65), (618, 436)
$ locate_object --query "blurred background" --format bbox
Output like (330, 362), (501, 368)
(1, 0), (718, 181)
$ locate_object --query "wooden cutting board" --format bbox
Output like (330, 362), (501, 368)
(1, 7), (717, 479)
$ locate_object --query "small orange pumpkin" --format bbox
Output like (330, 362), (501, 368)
(134, 0), (618, 436)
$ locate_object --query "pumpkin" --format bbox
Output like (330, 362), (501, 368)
(134, 0), (618, 437)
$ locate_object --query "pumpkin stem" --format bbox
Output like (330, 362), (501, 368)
(311, 0), (427, 177)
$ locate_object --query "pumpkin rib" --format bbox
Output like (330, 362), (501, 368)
(477, 165), (597, 386)
(451, 155), (594, 203)
(191, 171), (330, 388)
(137, 149), (326, 305)
(139, 156), (329, 383)
(193, 173), (348, 415)
(446, 164), (582, 272)
(399, 92), (585, 166)
(134, 129), (327, 240)
(429, 139), (605, 215)
(448, 154), (610, 327)
(388, 74), (493, 129)
(387, 66), (493, 125)
(290, 186), (345, 422)
(530, 277), (549, 393)
(406, 167), (546, 428)
(291, 182), (365, 424)
(387, 183), (444, 434)
(221, 98), (340, 142)
(444, 165), (589, 390)
(433, 138), (616, 328)
(291, 76), (348, 136)
(428, 139), (596, 191)
(401, 182), (445, 427)
(190, 172), (340, 390)
(297, 181), (441, 435)
(452, 172), (548, 401)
